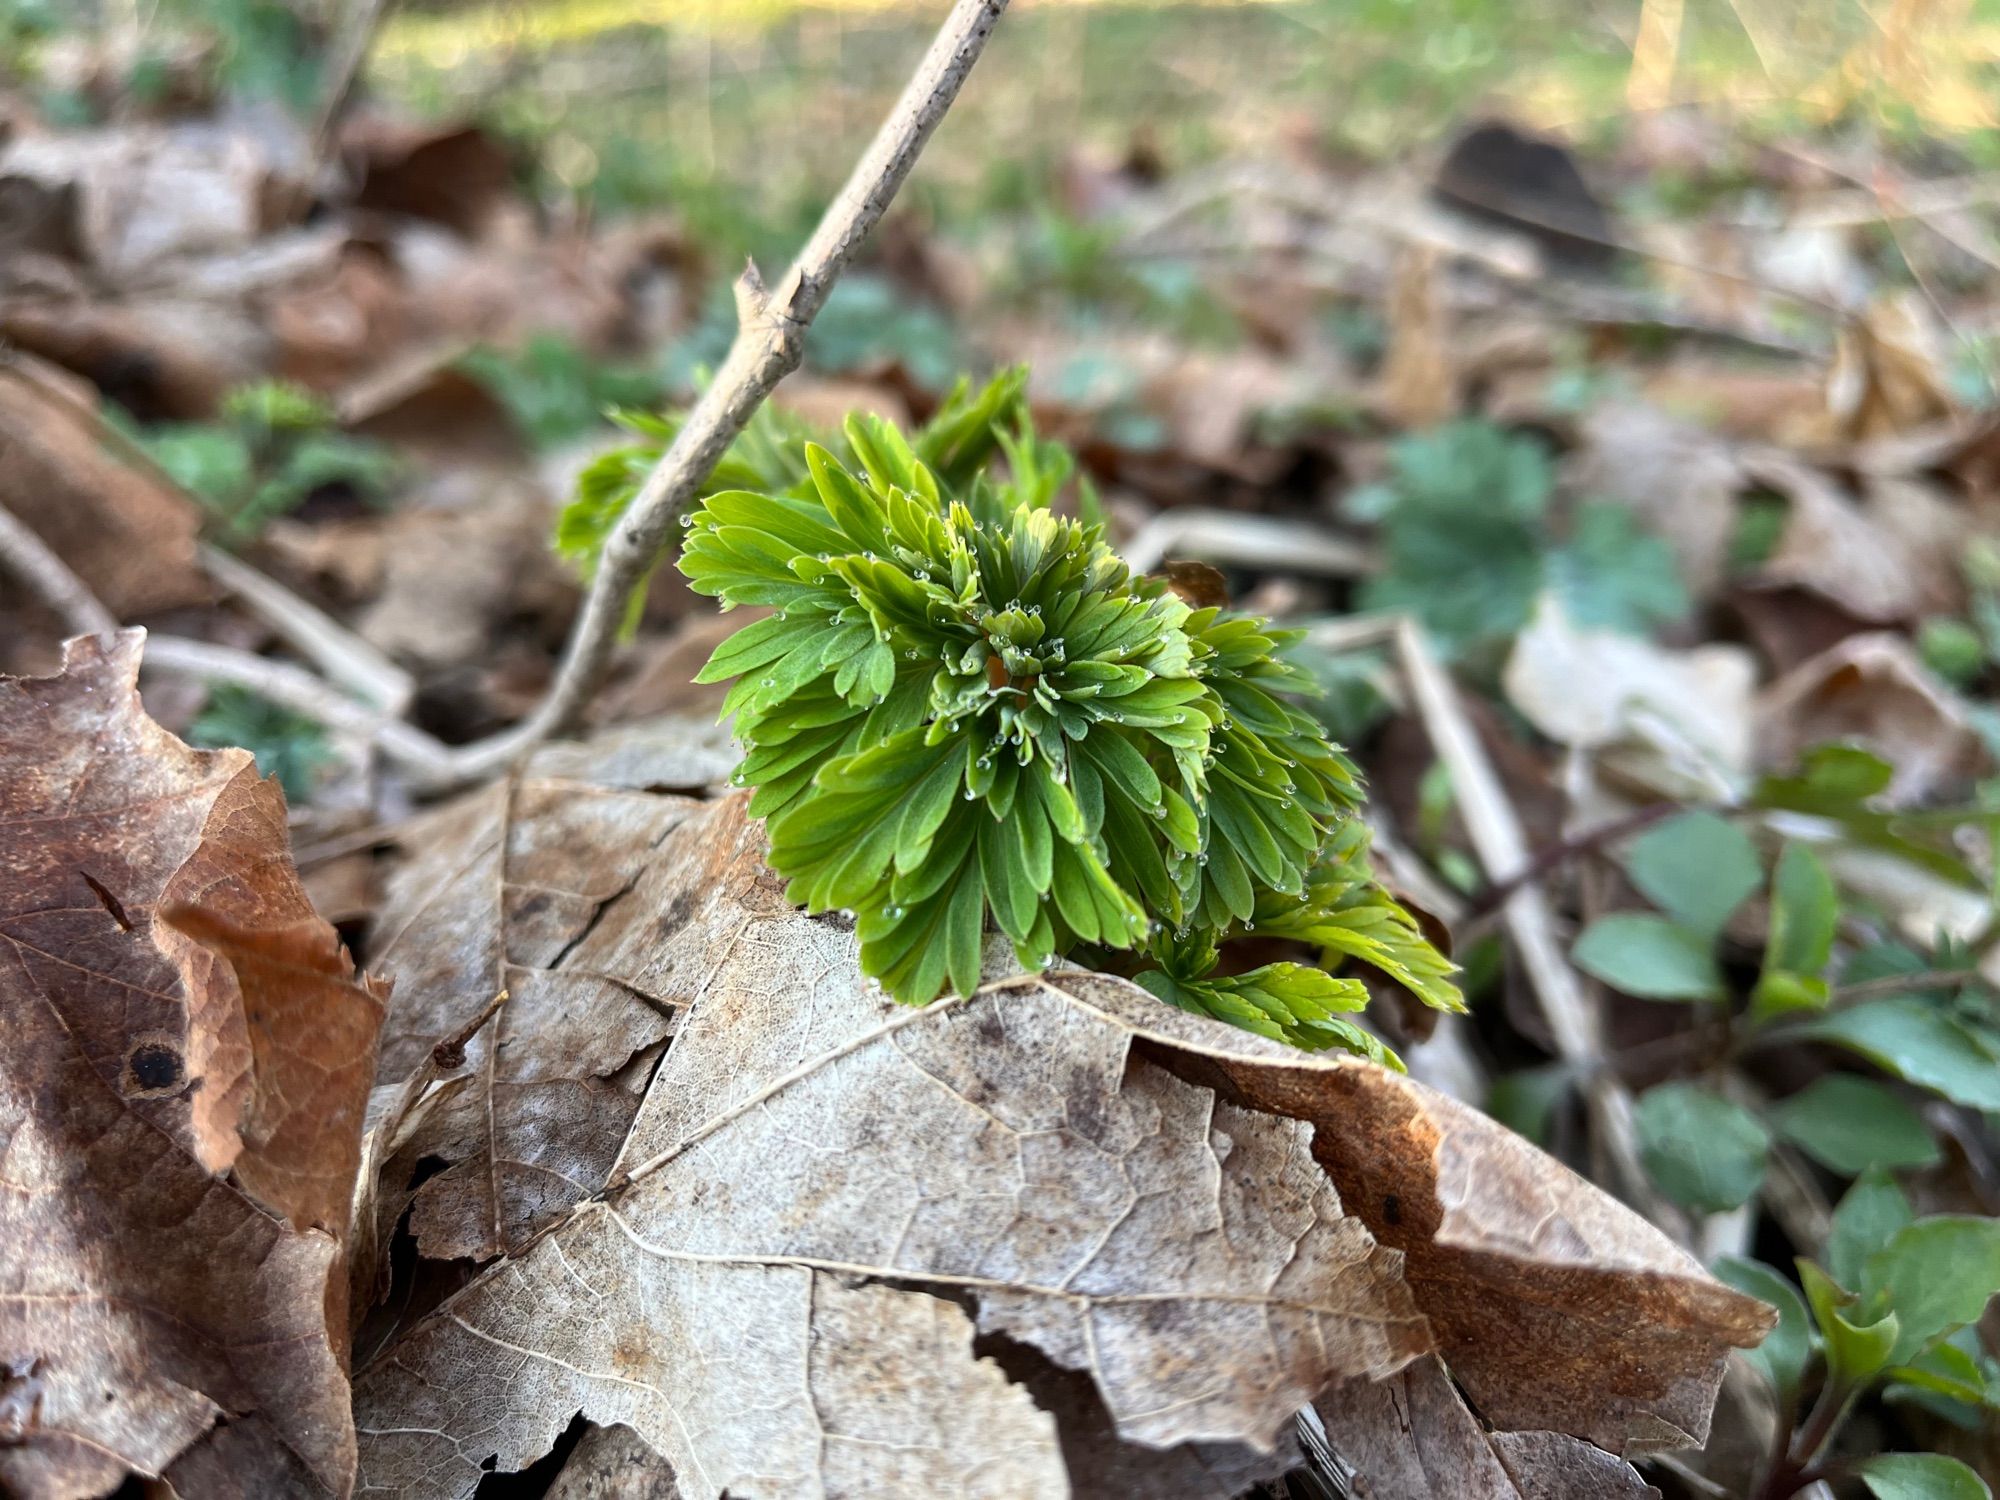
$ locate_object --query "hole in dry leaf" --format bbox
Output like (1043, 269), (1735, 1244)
(79, 872), (132, 932)
(471, 1410), (588, 1497)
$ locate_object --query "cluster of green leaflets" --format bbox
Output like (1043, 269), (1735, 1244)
(671, 370), (1462, 1061)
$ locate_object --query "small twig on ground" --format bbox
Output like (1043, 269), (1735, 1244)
(139, 635), (453, 775)
(199, 543), (415, 713)
(1119, 509), (1375, 577)
(0, 499), (457, 778)
(429, 0), (1012, 790)
(1389, 615), (1684, 1235)
(1461, 801), (1683, 922)
(311, 0), (394, 160)
(0, 503), (117, 637)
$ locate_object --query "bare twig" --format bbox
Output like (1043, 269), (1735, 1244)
(1119, 509), (1375, 577)
(312, 0), (394, 159)
(1388, 616), (1683, 1234)
(1461, 801), (1684, 922)
(198, 543), (414, 713)
(429, 0), (1011, 790)
(139, 635), (452, 774)
(0, 503), (118, 637)
(1, 496), (458, 779)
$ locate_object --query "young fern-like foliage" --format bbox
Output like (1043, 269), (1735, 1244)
(676, 372), (1462, 1062)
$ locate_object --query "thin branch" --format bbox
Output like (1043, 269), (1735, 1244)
(138, 635), (453, 774)
(311, 0), (395, 160)
(1119, 509), (1375, 577)
(199, 543), (415, 713)
(429, 0), (1011, 790)
(1461, 801), (1684, 922)
(0, 503), (118, 637)
(1390, 616), (1684, 1236)
(0, 497), (457, 778)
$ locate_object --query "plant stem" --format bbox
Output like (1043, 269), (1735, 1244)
(1461, 800), (1684, 921)
(1753, 1378), (1857, 1500)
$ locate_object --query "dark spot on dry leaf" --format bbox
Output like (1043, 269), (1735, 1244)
(655, 889), (696, 938)
(1383, 1193), (1402, 1226)
(123, 1040), (185, 1096)
(0, 1359), (45, 1443)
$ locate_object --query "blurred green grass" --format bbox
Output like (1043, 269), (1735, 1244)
(366, 0), (2000, 264)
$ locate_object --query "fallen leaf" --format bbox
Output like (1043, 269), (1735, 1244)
(1568, 401), (1745, 600)
(355, 795), (1768, 1494)
(1318, 1355), (1659, 1497)
(1503, 596), (1756, 801)
(339, 118), (515, 240)
(1756, 631), (1985, 802)
(0, 350), (209, 616)
(365, 726), (736, 1264)
(546, 1423), (682, 1498)
(0, 631), (382, 1497)
(1063, 971), (1777, 1452)
(355, 795), (1433, 1497)
(0, 122), (275, 281)
(1820, 290), (1957, 442)
(1745, 453), (1968, 624)
(1377, 243), (1460, 428)
(353, 474), (576, 671)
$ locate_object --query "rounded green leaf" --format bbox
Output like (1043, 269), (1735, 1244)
(1623, 810), (1761, 938)
(1713, 1257), (1813, 1401)
(1809, 1001), (2000, 1110)
(1859, 1452), (1991, 1500)
(1634, 1082), (1769, 1213)
(1771, 1075), (1941, 1176)
(1573, 914), (1722, 1001)
(1860, 1217), (2000, 1365)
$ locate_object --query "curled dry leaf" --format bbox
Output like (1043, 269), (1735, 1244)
(355, 795), (1769, 1497)
(1316, 1355), (1658, 1498)
(0, 631), (385, 1497)
(1744, 453), (1968, 624)
(1757, 631), (1986, 803)
(1503, 597), (1755, 801)
(1819, 290), (1957, 443)
(0, 352), (208, 619)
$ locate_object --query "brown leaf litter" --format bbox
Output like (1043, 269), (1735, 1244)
(0, 632), (386, 1497)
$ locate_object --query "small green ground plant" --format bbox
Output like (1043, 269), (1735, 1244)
(632, 371), (1458, 1059)
(1351, 419), (1687, 662)
(1519, 750), (2000, 1499)
(136, 380), (398, 548)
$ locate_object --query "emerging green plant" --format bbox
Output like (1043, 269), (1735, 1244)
(1350, 419), (1687, 662)
(1481, 749), (2000, 1496)
(673, 370), (1461, 1060)
(137, 380), (398, 548)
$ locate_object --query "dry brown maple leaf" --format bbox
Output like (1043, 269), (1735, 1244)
(362, 724), (735, 1266)
(1316, 1356), (1659, 1498)
(0, 631), (385, 1497)
(354, 793), (1771, 1498)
